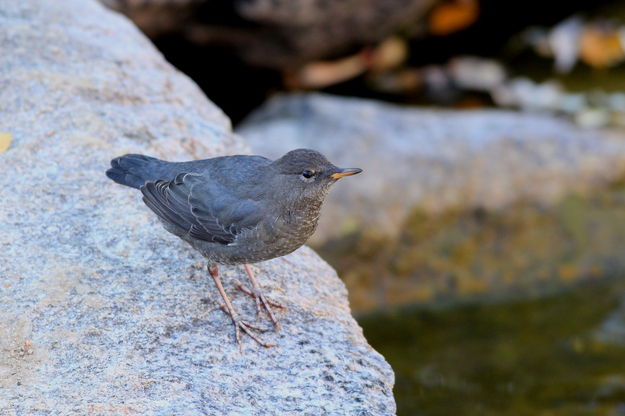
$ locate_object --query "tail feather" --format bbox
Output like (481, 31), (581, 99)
(106, 154), (162, 189)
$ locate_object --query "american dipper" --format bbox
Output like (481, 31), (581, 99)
(106, 149), (362, 347)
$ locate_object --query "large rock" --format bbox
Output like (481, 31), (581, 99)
(238, 93), (625, 244)
(238, 93), (625, 310)
(102, 0), (439, 69)
(0, 2), (395, 414)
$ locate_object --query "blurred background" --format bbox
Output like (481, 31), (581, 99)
(103, 0), (625, 414)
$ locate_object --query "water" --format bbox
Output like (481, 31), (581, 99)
(358, 280), (625, 415)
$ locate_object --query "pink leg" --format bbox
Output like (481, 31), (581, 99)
(236, 264), (284, 331)
(208, 264), (274, 348)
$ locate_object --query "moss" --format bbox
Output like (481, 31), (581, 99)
(317, 179), (625, 312)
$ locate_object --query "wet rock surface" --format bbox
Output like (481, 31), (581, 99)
(0, 1), (395, 414)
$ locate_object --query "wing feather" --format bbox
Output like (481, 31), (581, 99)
(140, 172), (260, 245)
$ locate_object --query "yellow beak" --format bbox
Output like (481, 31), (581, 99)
(330, 168), (363, 179)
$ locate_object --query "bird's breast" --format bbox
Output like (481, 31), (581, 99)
(195, 200), (324, 265)
(280, 204), (321, 239)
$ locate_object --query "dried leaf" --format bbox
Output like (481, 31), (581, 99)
(429, 0), (479, 36)
(0, 133), (12, 153)
(579, 26), (624, 68)
(286, 53), (367, 89)
(369, 37), (408, 73)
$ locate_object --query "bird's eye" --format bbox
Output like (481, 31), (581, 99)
(301, 170), (315, 178)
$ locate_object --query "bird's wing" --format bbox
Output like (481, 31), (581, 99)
(140, 172), (262, 245)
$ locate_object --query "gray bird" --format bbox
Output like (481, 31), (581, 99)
(106, 149), (362, 347)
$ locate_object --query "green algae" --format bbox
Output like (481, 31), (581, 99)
(358, 280), (625, 416)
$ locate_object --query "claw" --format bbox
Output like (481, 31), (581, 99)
(239, 264), (285, 331)
(236, 281), (285, 309)
(209, 264), (275, 349)
(234, 279), (262, 316)
(236, 281), (283, 330)
(218, 304), (273, 348)
(233, 319), (275, 348)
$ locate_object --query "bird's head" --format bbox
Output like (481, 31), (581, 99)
(269, 148), (362, 203)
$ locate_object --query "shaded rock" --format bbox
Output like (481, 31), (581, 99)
(230, 0), (438, 68)
(0, 2), (394, 414)
(100, 0), (203, 37)
(103, 0), (440, 69)
(238, 93), (625, 244)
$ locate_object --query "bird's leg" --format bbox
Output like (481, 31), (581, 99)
(207, 264), (274, 348)
(235, 264), (284, 331)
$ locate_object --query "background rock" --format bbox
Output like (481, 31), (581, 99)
(0, 1), (394, 414)
(102, 0), (440, 69)
(239, 93), (625, 310)
(100, 0), (203, 37)
(238, 93), (625, 244)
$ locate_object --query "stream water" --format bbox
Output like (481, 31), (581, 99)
(358, 280), (625, 415)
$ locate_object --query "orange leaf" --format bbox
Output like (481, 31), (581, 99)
(0, 133), (12, 153)
(429, 0), (479, 36)
(579, 26), (624, 68)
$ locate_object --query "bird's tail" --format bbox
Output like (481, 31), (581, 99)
(106, 154), (163, 189)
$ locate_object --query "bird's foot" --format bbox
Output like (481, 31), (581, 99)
(219, 305), (275, 349)
(234, 280), (284, 331)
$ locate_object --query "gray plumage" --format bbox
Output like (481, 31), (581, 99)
(106, 149), (361, 265)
